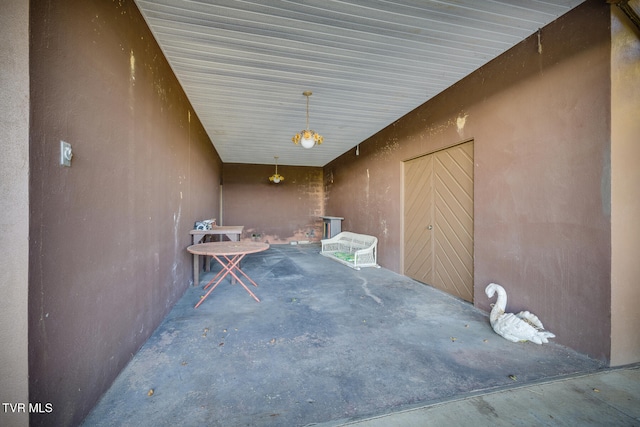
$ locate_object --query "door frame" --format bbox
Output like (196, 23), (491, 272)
(400, 137), (475, 286)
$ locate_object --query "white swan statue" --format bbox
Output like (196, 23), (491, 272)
(485, 283), (555, 345)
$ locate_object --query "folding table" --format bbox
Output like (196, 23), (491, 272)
(187, 241), (269, 308)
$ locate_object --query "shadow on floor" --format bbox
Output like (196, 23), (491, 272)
(83, 243), (604, 426)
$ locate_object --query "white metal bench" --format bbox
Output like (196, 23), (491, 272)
(320, 231), (379, 270)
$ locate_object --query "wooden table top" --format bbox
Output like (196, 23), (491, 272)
(187, 241), (269, 256)
(189, 226), (244, 235)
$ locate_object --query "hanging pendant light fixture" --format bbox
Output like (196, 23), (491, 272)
(292, 91), (323, 149)
(269, 156), (284, 183)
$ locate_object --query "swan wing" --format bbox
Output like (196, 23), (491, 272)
(492, 313), (549, 344)
(515, 311), (556, 343)
(515, 310), (545, 330)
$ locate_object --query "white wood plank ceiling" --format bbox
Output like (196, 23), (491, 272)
(134, 0), (585, 167)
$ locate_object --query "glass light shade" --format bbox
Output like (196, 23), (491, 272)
(300, 135), (315, 149)
(293, 129), (323, 149)
(269, 174), (284, 183)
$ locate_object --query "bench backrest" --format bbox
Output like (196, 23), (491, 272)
(335, 232), (377, 247)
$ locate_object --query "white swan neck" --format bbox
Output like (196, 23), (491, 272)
(489, 285), (508, 323)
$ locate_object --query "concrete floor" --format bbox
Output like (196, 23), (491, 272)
(339, 366), (640, 426)
(82, 243), (639, 426)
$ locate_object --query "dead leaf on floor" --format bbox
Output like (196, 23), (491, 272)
(147, 389), (154, 396)
(508, 375), (517, 381)
(450, 337), (457, 342)
(593, 388), (600, 393)
(269, 338), (276, 344)
(219, 342), (224, 347)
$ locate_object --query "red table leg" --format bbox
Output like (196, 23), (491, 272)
(195, 253), (260, 308)
(219, 254), (258, 287)
(203, 254), (240, 290)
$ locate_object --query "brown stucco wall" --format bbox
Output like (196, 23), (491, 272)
(28, 1), (221, 425)
(222, 163), (324, 243)
(610, 4), (640, 366)
(1, 2), (30, 427)
(325, 0), (612, 361)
